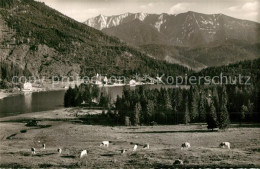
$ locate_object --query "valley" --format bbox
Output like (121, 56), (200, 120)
(0, 0), (260, 168)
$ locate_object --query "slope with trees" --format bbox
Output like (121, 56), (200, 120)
(0, 0), (191, 85)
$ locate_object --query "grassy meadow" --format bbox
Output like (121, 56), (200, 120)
(0, 108), (259, 168)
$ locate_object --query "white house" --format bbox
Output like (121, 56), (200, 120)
(104, 76), (108, 84)
(23, 82), (32, 91)
(129, 80), (136, 86)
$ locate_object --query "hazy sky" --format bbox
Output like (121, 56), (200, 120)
(37, 0), (260, 23)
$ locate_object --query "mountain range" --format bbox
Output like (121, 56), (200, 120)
(0, 0), (259, 83)
(0, 0), (190, 81)
(85, 12), (260, 70)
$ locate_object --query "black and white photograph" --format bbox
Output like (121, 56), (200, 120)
(0, 0), (260, 168)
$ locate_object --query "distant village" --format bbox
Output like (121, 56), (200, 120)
(88, 73), (159, 87)
(15, 74), (166, 93)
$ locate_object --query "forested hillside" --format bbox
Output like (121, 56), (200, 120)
(0, 0), (190, 85)
(140, 42), (260, 70)
(194, 58), (260, 84)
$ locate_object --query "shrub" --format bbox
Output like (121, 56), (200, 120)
(25, 120), (38, 127)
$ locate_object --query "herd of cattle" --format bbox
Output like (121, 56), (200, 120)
(30, 141), (231, 165)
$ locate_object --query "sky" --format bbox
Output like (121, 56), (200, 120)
(37, 0), (260, 23)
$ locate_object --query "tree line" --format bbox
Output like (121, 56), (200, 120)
(114, 85), (257, 129)
(0, 61), (31, 89)
(64, 83), (260, 129)
(64, 84), (110, 108)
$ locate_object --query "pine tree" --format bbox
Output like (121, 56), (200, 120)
(165, 91), (173, 124)
(91, 85), (99, 101)
(124, 116), (131, 126)
(183, 96), (190, 124)
(165, 92), (173, 112)
(198, 90), (207, 122)
(146, 100), (154, 123)
(257, 87), (260, 120)
(64, 86), (74, 107)
(218, 105), (230, 129)
(247, 100), (254, 120)
(218, 86), (230, 129)
(64, 89), (69, 107)
(139, 94), (148, 124)
(189, 86), (199, 122)
(116, 95), (125, 124)
(124, 100), (131, 116)
(207, 102), (218, 130)
(83, 85), (91, 105)
(74, 85), (83, 106)
(175, 89), (183, 113)
(212, 86), (220, 113)
(133, 103), (141, 125)
(99, 92), (109, 108)
(171, 89), (178, 124)
(240, 105), (247, 123)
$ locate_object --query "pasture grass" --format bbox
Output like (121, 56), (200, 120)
(0, 110), (259, 168)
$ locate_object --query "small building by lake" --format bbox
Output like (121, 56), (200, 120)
(22, 82), (33, 91)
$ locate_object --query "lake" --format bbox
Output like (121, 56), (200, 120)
(0, 85), (188, 118)
(0, 90), (66, 118)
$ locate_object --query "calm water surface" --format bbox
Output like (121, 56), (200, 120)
(0, 90), (66, 118)
(0, 85), (188, 117)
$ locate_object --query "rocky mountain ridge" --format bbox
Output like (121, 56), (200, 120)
(85, 12), (260, 70)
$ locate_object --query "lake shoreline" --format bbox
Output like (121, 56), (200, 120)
(0, 90), (21, 100)
(0, 107), (105, 122)
(0, 87), (67, 100)
(0, 84), (189, 100)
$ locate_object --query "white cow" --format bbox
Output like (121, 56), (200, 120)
(143, 144), (149, 149)
(31, 147), (36, 154)
(80, 150), (88, 158)
(133, 144), (138, 151)
(219, 142), (230, 149)
(181, 142), (191, 150)
(100, 141), (110, 147)
(121, 149), (127, 154)
(173, 159), (183, 165)
(57, 148), (62, 154)
(42, 144), (46, 149)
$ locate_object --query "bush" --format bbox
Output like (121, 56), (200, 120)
(0, 79), (11, 89)
(150, 121), (157, 126)
(20, 129), (27, 133)
(124, 116), (131, 126)
(25, 120), (38, 127)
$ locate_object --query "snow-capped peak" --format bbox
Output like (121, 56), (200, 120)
(134, 12), (148, 21)
(84, 13), (149, 30)
(84, 14), (108, 30)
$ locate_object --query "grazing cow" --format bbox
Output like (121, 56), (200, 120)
(143, 144), (149, 149)
(80, 150), (87, 158)
(133, 144), (138, 151)
(31, 147), (36, 154)
(121, 149), (127, 154)
(42, 144), (46, 149)
(181, 142), (191, 150)
(100, 141), (110, 147)
(57, 148), (62, 154)
(219, 142), (230, 149)
(173, 159), (183, 165)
